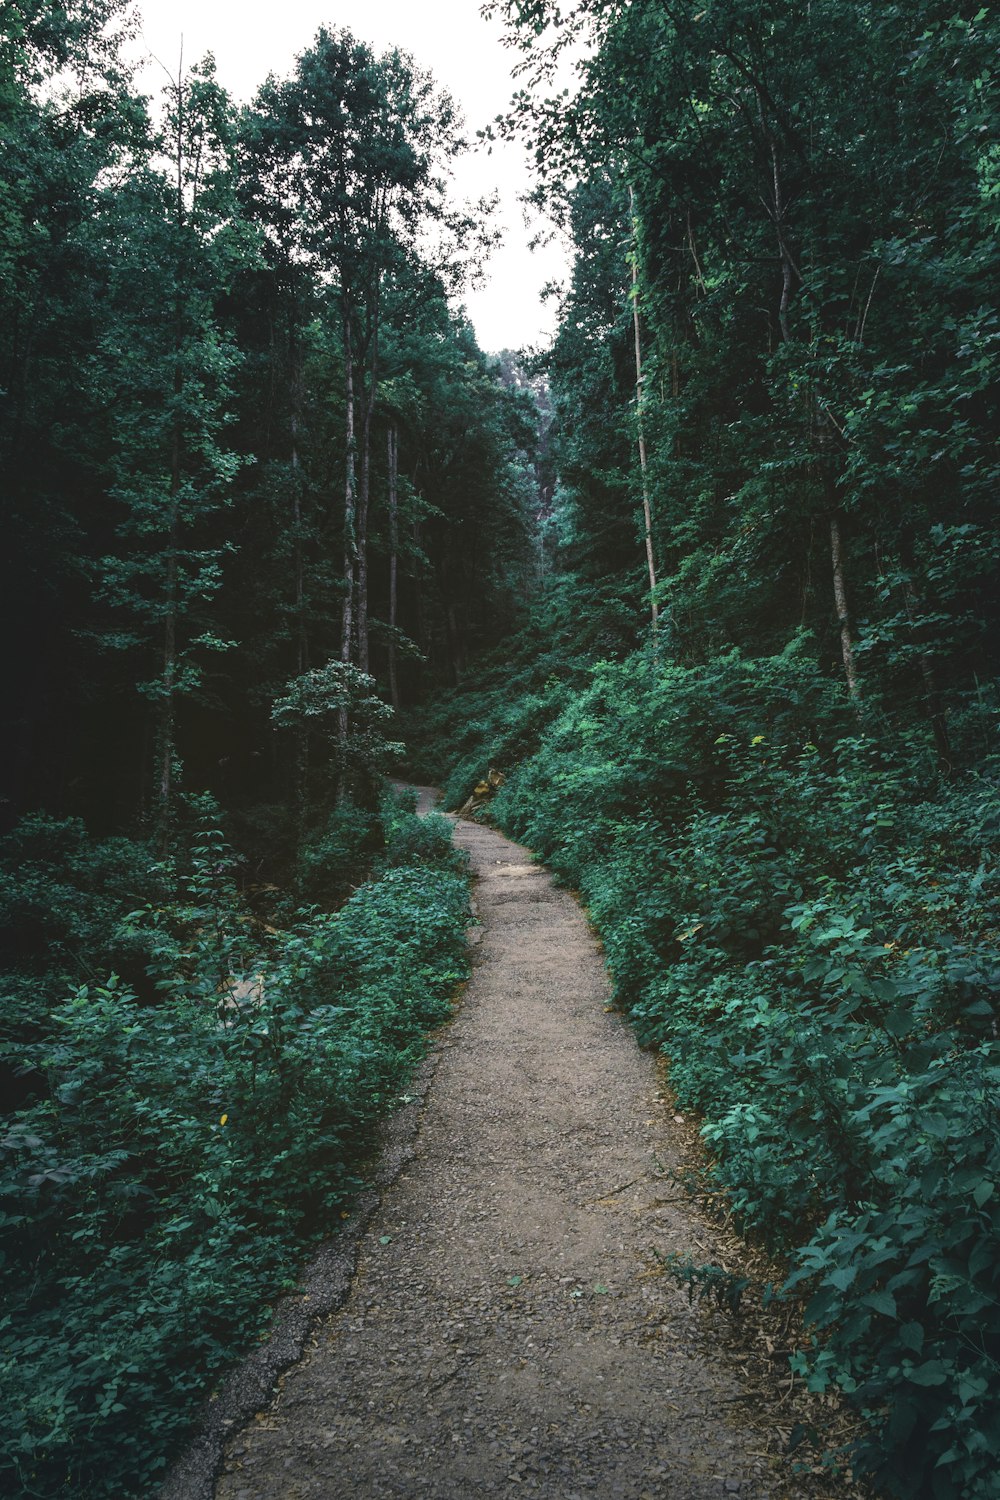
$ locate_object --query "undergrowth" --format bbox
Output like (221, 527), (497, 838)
(417, 637), (1000, 1500)
(0, 788), (469, 1498)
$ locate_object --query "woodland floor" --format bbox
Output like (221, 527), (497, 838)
(206, 792), (856, 1500)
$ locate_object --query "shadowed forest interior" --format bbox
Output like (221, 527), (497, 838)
(2, 2), (999, 1497)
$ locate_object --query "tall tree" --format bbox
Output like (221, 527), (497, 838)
(0, 0), (147, 823)
(94, 56), (250, 834)
(246, 30), (462, 679)
(491, 0), (1000, 751)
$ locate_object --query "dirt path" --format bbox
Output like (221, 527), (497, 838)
(212, 802), (828, 1500)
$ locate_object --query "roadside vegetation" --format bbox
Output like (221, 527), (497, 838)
(417, 4), (999, 1490)
(0, 788), (468, 1498)
(412, 630), (999, 1498)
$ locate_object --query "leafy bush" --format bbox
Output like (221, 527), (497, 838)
(420, 640), (1000, 1496)
(293, 800), (382, 905)
(0, 793), (470, 1498)
(0, 815), (161, 982)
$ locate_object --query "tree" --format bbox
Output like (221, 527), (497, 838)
(94, 56), (251, 835)
(490, 0), (1000, 755)
(245, 30), (463, 682)
(0, 0), (146, 823)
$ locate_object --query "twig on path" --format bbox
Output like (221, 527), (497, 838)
(582, 1178), (640, 1204)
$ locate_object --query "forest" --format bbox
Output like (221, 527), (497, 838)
(1, 0), (998, 1497)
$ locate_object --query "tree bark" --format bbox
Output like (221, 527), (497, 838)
(159, 369), (180, 848)
(340, 306), (358, 668)
(387, 421), (400, 711)
(356, 275), (383, 678)
(157, 58), (186, 845)
(829, 508), (859, 699)
(289, 292), (308, 677)
(337, 305), (358, 777)
(629, 186), (659, 638)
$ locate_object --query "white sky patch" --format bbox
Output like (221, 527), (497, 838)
(133, 0), (569, 352)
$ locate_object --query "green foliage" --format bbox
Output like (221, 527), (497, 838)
(786, 1044), (1000, 1500)
(292, 801), (382, 906)
(272, 660), (405, 811)
(0, 795), (469, 1498)
(418, 638), (1000, 1495)
(402, 576), (623, 804)
(0, 815), (158, 980)
(659, 1253), (752, 1317)
(476, 5), (1000, 1486)
(376, 808), (465, 877)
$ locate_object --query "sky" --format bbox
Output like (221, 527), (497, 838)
(133, 0), (569, 352)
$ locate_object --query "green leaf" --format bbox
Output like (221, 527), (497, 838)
(828, 1266), (858, 1293)
(908, 1360), (950, 1387)
(863, 1289), (897, 1318)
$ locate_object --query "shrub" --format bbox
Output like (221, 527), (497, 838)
(448, 641), (1000, 1495)
(0, 795), (470, 1498)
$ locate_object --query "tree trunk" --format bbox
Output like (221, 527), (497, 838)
(829, 508), (859, 699)
(340, 307), (358, 668)
(356, 389), (373, 675)
(159, 449), (179, 847)
(387, 421), (400, 711)
(157, 62), (186, 847)
(629, 186), (658, 638)
(355, 282), (382, 678)
(289, 294), (308, 677)
(337, 305), (358, 783)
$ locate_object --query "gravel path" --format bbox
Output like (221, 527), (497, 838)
(212, 798), (825, 1500)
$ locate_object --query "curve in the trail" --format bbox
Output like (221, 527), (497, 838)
(212, 805), (819, 1499)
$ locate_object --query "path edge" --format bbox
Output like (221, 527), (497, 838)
(158, 796), (474, 1500)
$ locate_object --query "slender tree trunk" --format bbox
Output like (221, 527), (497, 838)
(290, 376), (310, 833)
(291, 412), (306, 675)
(768, 128), (860, 706)
(340, 306), (358, 668)
(412, 508), (427, 678)
(355, 285), (382, 678)
(387, 421), (400, 711)
(356, 390), (373, 676)
(157, 59), (186, 847)
(289, 294), (307, 677)
(629, 186), (658, 637)
(159, 117), (185, 843)
(829, 507), (859, 699)
(159, 416), (180, 847)
(336, 304), (359, 792)
(138, 709), (151, 825)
